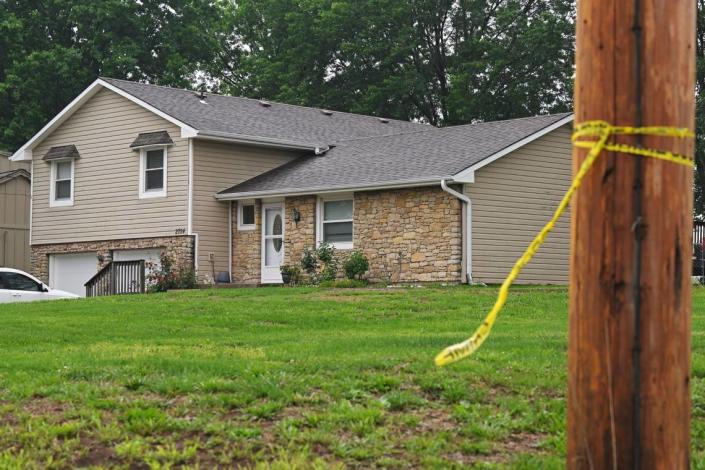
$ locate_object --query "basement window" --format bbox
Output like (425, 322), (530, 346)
(238, 201), (256, 230)
(139, 147), (167, 199)
(50, 159), (74, 207)
(317, 195), (353, 249)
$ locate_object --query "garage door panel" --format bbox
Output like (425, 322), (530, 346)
(49, 253), (99, 297)
(112, 248), (162, 274)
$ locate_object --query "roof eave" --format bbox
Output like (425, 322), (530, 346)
(215, 178), (450, 200)
(194, 130), (319, 152)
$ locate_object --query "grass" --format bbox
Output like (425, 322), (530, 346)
(0, 285), (703, 468)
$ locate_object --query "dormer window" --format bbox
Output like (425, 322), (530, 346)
(139, 147), (167, 198)
(130, 131), (173, 200)
(50, 159), (74, 207)
(44, 144), (80, 208)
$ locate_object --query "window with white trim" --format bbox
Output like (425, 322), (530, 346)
(318, 196), (353, 248)
(238, 200), (256, 230)
(50, 159), (74, 207)
(139, 148), (167, 198)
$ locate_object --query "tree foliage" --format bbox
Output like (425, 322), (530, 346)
(696, 0), (705, 217)
(4, 1), (705, 215)
(0, 0), (226, 151)
(213, 0), (575, 126)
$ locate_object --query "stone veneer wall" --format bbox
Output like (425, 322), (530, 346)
(231, 200), (262, 284)
(353, 187), (462, 283)
(274, 186), (463, 283)
(30, 235), (195, 282)
(283, 195), (317, 267)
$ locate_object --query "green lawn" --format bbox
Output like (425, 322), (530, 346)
(1, 286), (704, 469)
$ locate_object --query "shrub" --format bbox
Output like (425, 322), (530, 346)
(344, 251), (369, 280)
(316, 242), (335, 265)
(299, 242), (339, 284)
(146, 252), (198, 292)
(317, 242), (338, 282)
(176, 269), (198, 289)
(300, 247), (318, 276)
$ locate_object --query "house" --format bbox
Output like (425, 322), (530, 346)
(0, 151), (31, 272)
(9, 78), (573, 295)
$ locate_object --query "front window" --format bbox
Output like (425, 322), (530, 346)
(140, 148), (167, 198)
(238, 201), (256, 230)
(51, 159), (74, 207)
(0, 272), (42, 292)
(320, 197), (353, 248)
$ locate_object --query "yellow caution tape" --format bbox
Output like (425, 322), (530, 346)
(435, 120), (695, 367)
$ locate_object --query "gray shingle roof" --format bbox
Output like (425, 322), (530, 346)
(43, 144), (80, 161)
(219, 113), (572, 197)
(101, 78), (427, 147)
(130, 130), (173, 148)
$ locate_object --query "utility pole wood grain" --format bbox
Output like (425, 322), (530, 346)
(569, 0), (694, 468)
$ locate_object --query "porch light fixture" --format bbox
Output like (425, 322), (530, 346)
(292, 208), (301, 224)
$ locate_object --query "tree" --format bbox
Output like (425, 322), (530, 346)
(214, 0), (575, 126)
(695, 0), (705, 217)
(0, 0), (227, 151)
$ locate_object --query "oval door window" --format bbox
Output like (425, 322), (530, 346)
(273, 214), (283, 251)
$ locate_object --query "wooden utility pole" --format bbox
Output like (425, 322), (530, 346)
(569, 0), (694, 468)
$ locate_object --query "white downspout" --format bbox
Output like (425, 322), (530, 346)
(228, 200), (233, 282)
(441, 179), (472, 284)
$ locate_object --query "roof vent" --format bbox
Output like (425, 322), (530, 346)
(258, 100), (271, 107)
(194, 90), (208, 104)
(321, 109), (333, 116)
(378, 117), (389, 123)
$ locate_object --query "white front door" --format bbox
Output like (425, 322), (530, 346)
(261, 203), (284, 283)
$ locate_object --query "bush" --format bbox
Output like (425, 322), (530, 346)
(316, 242), (335, 265)
(319, 279), (368, 288)
(146, 252), (198, 292)
(300, 247), (318, 276)
(344, 251), (369, 280)
(299, 242), (339, 284)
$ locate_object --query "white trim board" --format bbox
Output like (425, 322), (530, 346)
(452, 114), (574, 183)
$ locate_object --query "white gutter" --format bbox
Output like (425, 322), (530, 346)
(194, 130), (318, 152)
(216, 178), (442, 201)
(441, 179), (472, 284)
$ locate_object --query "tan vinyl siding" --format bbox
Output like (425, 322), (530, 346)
(0, 175), (30, 271)
(465, 124), (572, 284)
(31, 88), (189, 244)
(192, 140), (298, 281)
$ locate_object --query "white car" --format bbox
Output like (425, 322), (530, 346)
(0, 268), (80, 303)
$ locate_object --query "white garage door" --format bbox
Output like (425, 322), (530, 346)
(112, 248), (162, 274)
(49, 253), (99, 297)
